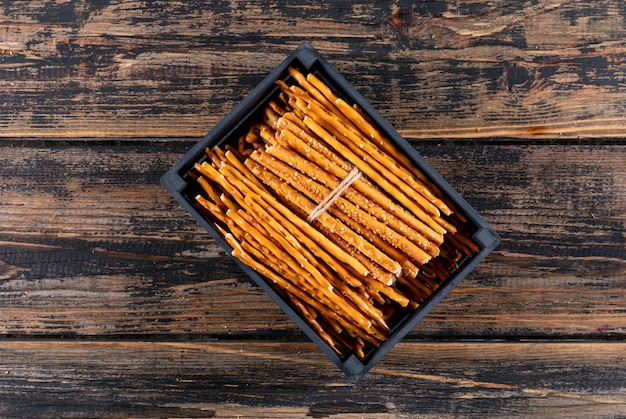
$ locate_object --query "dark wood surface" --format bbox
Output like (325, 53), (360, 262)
(1, 1), (625, 418)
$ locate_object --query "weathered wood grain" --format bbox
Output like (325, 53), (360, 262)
(0, 143), (623, 339)
(1, 2), (624, 416)
(0, 341), (625, 418)
(1, 1), (626, 138)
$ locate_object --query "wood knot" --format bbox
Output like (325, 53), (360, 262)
(501, 63), (534, 93)
(392, 8), (414, 29)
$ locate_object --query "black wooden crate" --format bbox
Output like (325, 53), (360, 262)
(161, 42), (500, 382)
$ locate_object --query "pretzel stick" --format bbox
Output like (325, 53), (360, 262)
(301, 114), (447, 237)
(219, 193), (240, 213)
(197, 156), (370, 277)
(287, 67), (343, 118)
(300, 70), (455, 217)
(249, 149), (403, 276)
(205, 147), (223, 168)
(275, 123), (445, 245)
(304, 71), (342, 114)
(264, 145), (435, 264)
(266, 143), (441, 260)
(243, 194), (389, 334)
(225, 230), (381, 344)
(285, 293), (345, 355)
(196, 175), (223, 208)
(225, 160), (371, 285)
(301, 101), (449, 234)
(283, 80), (447, 219)
(223, 190), (383, 338)
(286, 84), (443, 219)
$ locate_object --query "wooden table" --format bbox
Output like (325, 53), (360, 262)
(1, 1), (625, 417)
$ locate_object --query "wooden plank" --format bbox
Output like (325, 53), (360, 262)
(1, 1), (626, 138)
(0, 143), (623, 338)
(417, 143), (626, 338)
(0, 341), (625, 418)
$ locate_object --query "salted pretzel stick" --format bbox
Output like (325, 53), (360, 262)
(258, 124), (277, 145)
(245, 130), (260, 144)
(287, 67), (343, 118)
(211, 146), (231, 167)
(264, 145), (436, 264)
(194, 162), (245, 204)
(285, 293), (345, 355)
(302, 71), (454, 217)
(243, 194), (389, 334)
(280, 111), (309, 133)
(365, 232), (420, 279)
(301, 114), (447, 236)
(304, 72), (342, 115)
(196, 175), (223, 208)
(433, 215), (457, 235)
(284, 83), (443, 219)
(221, 159), (369, 287)
(267, 143), (441, 259)
(224, 193), (383, 338)
(226, 231), (382, 345)
(197, 156), (370, 277)
(301, 99), (448, 229)
(249, 149), (403, 276)
(275, 124), (444, 245)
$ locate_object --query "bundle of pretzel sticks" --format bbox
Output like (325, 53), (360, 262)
(190, 67), (480, 359)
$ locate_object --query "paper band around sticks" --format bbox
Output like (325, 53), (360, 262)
(307, 166), (362, 223)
